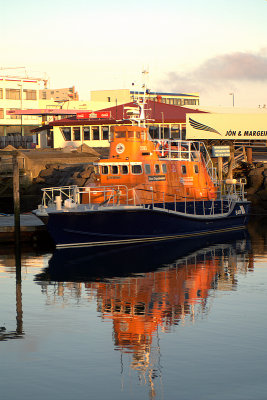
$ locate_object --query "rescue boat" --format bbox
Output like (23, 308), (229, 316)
(34, 91), (250, 249)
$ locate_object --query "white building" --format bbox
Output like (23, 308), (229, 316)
(0, 76), (43, 136)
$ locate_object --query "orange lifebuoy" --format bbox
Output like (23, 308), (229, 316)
(155, 140), (169, 157)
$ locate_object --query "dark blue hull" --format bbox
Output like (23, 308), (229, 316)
(45, 200), (250, 248)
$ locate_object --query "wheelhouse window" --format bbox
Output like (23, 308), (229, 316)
(92, 126), (100, 140)
(131, 164), (143, 174)
(83, 126), (90, 140)
(101, 165), (109, 174)
(115, 131), (126, 138)
(61, 127), (71, 141)
(120, 165), (129, 174)
(194, 164), (199, 173)
(73, 127), (81, 141)
(155, 164), (160, 174)
(144, 164), (151, 174)
(111, 165), (119, 174)
(181, 165), (187, 174)
(162, 163), (167, 173)
(128, 131), (140, 139)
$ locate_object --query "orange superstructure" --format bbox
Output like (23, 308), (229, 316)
(83, 124), (217, 205)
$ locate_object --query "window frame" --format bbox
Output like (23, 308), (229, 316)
(155, 164), (160, 174)
(131, 163), (143, 175)
(144, 164), (151, 174)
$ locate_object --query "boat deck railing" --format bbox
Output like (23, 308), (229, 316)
(40, 179), (247, 217)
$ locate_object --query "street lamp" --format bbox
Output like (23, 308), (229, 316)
(229, 92), (234, 107)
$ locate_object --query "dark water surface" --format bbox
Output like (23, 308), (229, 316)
(0, 219), (267, 400)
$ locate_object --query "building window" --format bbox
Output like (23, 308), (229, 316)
(0, 109), (4, 119)
(107, 97), (111, 102)
(102, 126), (109, 140)
(60, 127), (71, 141)
(0, 89), (3, 99)
(162, 125), (170, 139)
(8, 108), (20, 119)
(194, 164), (199, 173)
(162, 164), (167, 173)
(42, 91), (47, 99)
(171, 124), (180, 139)
(181, 165), (186, 174)
(132, 164), (143, 174)
(144, 164), (151, 174)
(92, 126), (99, 140)
(23, 89), (37, 100)
(149, 125), (159, 139)
(6, 89), (21, 100)
(83, 126), (90, 140)
(73, 127), (81, 141)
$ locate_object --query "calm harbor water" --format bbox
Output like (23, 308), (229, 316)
(0, 218), (267, 400)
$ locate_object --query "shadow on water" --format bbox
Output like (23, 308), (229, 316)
(35, 229), (251, 283)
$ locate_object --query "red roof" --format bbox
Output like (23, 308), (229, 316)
(98, 100), (205, 123)
(33, 100), (206, 130)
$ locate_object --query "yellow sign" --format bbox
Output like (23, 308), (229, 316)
(186, 113), (267, 140)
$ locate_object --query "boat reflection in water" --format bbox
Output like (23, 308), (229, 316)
(36, 230), (252, 397)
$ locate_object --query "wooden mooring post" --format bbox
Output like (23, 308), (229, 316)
(0, 150), (21, 248)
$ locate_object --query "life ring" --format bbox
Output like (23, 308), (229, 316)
(155, 140), (169, 157)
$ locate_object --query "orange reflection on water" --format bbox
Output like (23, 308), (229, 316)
(86, 256), (220, 355)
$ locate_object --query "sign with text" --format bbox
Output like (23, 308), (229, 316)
(212, 146), (230, 157)
(76, 111), (111, 119)
(186, 113), (267, 140)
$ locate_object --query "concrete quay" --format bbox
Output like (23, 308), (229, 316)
(0, 213), (46, 243)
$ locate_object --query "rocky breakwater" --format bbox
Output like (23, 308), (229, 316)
(243, 162), (267, 214)
(35, 163), (96, 187)
(0, 144), (102, 213)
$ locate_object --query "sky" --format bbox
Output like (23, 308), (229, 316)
(2, 0), (267, 107)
